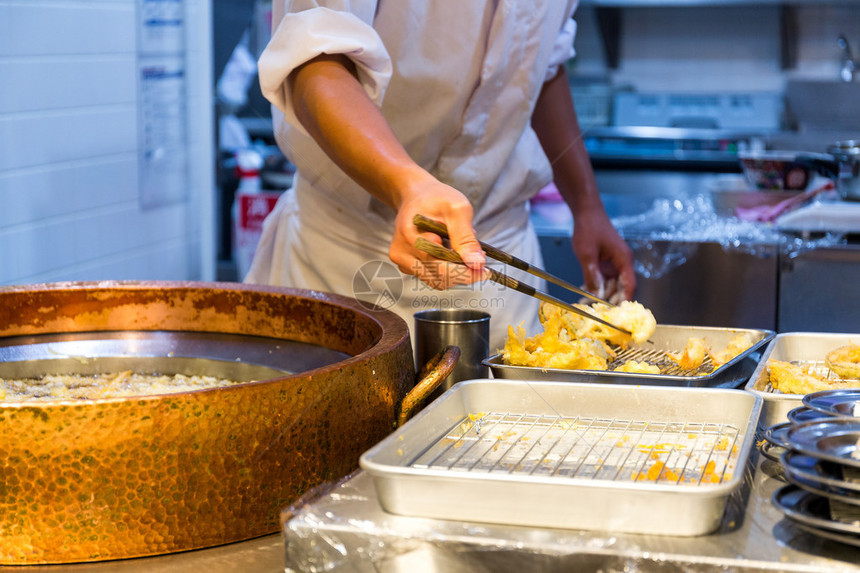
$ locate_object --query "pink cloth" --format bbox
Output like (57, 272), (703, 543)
(734, 181), (835, 223)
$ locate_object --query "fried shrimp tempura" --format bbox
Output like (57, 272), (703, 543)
(768, 360), (860, 395)
(826, 343), (860, 380)
(669, 337), (707, 370)
(710, 333), (755, 367)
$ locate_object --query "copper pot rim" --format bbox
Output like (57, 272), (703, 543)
(0, 280), (412, 406)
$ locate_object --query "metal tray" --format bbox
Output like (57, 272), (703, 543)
(804, 389), (860, 418)
(787, 418), (860, 469)
(745, 332), (860, 428)
(773, 485), (860, 539)
(486, 324), (773, 388)
(360, 379), (762, 536)
(782, 451), (860, 497)
(787, 406), (831, 424)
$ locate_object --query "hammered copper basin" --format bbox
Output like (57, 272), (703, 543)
(0, 281), (428, 564)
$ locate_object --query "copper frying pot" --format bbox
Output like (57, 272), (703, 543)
(0, 281), (456, 564)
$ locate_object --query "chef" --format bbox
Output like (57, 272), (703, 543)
(246, 0), (636, 352)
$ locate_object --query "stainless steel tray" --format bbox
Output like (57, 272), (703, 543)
(486, 324), (773, 388)
(745, 332), (860, 428)
(360, 379), (762, 536)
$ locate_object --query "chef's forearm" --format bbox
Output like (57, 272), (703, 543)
(531, 67), (604, 216)
(290, 54), (431, 209)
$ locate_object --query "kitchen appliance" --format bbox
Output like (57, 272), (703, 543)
(359, 379), (762, 537)
(776, 245), (860, 333)
(613, 92), (782, 132)
(0, 281), (455, 564)
(583, 126), (768, 172)
(486, 324), (773, 388)
(581, 91), (782, 171)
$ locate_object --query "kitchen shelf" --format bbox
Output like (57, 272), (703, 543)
(584, 2), (827, 70)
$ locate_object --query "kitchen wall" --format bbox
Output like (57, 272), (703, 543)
(0, 0), (215, 286)
(571, 3), (860, 96)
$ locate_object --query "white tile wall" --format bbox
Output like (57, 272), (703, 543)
(0, 0), (214, 286)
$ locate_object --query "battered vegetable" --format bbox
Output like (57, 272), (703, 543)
(826, 343), (860, 379)
(768, 359), (860, 395)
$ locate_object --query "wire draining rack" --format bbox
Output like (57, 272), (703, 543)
(487, 324), (774, 388)
(361, 380), (762, 535)
(411, 412), (741, 485)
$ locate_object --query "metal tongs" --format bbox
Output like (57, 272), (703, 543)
(412, 214), (632, 336)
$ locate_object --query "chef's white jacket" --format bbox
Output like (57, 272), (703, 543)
(247, 0), (580, 354)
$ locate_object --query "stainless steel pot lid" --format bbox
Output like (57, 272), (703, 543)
(0, 330), (351, 382)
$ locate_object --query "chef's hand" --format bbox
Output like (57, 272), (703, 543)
(389, 175), (487, 290)
(572, 207), (636, 302)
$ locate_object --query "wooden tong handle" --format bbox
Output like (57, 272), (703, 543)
(413, 214), (612, 306)
(413, 214), (523, 269)
(414, 237), (516, 288)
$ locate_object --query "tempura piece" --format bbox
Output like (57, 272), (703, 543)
(669, 337), (708, 370)
(826, 343), (860, 379)
(768, 360), (860, 395)
(768, 360), (829, 394)
(710, 333), (755, 368)
(613, 360), (661, 374)
(502, 321), (610, 371)
(539, 300), (656, 349)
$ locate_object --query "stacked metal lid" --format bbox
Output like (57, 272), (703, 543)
(763, 389), (860, 548)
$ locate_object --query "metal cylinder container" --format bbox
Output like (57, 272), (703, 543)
(415, 309), (490, 396)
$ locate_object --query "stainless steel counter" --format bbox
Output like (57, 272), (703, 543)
(0, 535), (285, 573)
(282, 460), (860, 572)
(531, 180), (857, 332)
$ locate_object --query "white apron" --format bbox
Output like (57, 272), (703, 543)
(247, 0), (579, 353)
